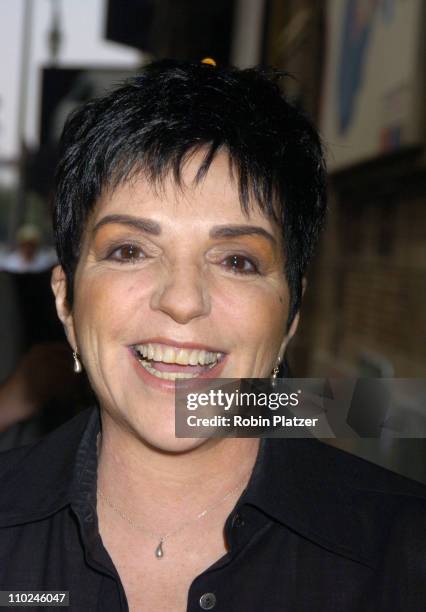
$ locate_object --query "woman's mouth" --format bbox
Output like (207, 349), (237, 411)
(132, 342), (225, 381)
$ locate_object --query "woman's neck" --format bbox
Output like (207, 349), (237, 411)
(96, 411), (260, 523)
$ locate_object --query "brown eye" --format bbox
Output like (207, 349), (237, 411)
(108, 244), (145, 262)
(222, 255), (259, 275)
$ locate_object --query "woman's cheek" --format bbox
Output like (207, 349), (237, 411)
(217, 276), (287, 319)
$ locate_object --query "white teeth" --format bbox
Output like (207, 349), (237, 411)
(137, 359), (216, 380)
(134, 342), (223, 366)
(189, 350), (199, 366)
(163, 346), (175, 363)
(175, 349), (189, 365)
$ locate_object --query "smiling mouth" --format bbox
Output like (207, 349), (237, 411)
(132, 342), (225, 381)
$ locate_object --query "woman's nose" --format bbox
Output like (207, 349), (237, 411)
(150, 263), (211, 324)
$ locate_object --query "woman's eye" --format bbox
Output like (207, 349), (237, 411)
(107, 244), (145, 262)
(222, 255), (259, 275)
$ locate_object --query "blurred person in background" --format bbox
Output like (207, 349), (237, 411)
(0, 223), (60, 349)
(0, 224), (57, 273)
(0, 341), (86, 450)
(0, 225), (89, 449)
(0, 59), (424, 612)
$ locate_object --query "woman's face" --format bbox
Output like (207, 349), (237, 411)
(53, 150), (299, 451)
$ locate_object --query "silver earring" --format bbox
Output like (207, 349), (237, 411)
(73, 351), (83, 374)
(271, 360), (280, 388)
(271, 365), (280, 379)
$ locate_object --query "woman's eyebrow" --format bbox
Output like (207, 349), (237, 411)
(209, 225), (277, 245)
(92, 214), (161, 236)
(92, 216), (276, 246)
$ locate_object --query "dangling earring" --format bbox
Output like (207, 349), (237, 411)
(73, 351), (83, 374)
(271, 358), (280, 388)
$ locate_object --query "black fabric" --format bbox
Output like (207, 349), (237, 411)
(0, 407), (426, 611)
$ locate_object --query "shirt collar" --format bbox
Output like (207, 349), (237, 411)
(1, 407), (426, 569)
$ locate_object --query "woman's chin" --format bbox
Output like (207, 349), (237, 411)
(138, 430), (208, 454)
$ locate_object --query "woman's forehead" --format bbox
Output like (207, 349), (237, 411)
(92, 150), (280, 231)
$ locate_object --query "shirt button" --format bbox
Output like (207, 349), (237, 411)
(199, 592), (217, 610)
(232, 512), (245, 528)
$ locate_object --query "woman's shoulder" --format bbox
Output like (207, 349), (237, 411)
(0, 407), (95, 466)
(270, 436), (426, 499)
(0, 407), (98, 523)
(260, 437), (426, 568)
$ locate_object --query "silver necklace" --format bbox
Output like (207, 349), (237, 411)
(96, 434), (249, 559)
(97, 478), (248, 559)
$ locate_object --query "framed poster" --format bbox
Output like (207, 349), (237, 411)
(321, 0), (425, 171)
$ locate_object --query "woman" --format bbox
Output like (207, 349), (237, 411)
(0, 59), (425, 612)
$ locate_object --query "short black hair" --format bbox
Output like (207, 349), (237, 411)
(53, 58), (327, 328)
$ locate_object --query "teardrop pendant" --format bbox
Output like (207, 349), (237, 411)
(155, 539), (164, 559)
(73, 351), (83, 374)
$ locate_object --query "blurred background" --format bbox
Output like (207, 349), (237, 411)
(0, 0), (425, 478)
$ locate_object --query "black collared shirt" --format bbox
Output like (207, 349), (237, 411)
(1, 407), (426, 611)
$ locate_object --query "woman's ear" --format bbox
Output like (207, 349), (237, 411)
(277, 277), (307, 362)
(51, 265), (77, 350)
(278, 310), (301, 362)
